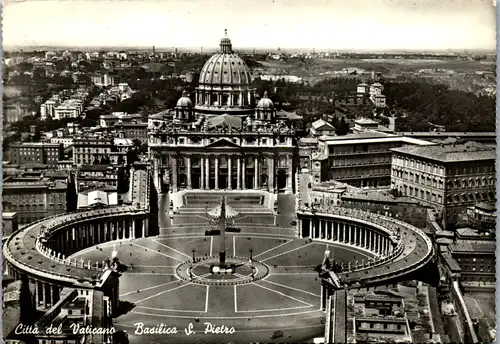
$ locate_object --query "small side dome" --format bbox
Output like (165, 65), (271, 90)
(256, 91), (274, 109)
(176, 91), (193, 108)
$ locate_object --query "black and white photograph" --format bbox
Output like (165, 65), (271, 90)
(1, 0), (497, 343)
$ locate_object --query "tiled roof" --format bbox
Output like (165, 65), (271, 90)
(342, 191), (418, 204)
(391, 141), (495, 162)
(450, 239), (496, 253)
(320, 131), (394, 141)
(312, 119), (335, 130)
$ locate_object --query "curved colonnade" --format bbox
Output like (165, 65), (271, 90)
(297, 206), (434, 286)
(3, 170), (433, 316)
(3, 169), (153, 313)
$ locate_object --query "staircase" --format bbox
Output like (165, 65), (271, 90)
(176, 192), (274, 215)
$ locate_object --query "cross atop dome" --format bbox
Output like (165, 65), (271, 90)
(225, 29), (228, 37)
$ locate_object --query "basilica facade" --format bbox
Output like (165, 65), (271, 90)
(148, 32), (299, 193)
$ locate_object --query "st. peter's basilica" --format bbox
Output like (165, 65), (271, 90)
(148, 31), (301, 193)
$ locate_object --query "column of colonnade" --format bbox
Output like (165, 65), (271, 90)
(44, 217), (148, 259)
(28, 278), (61, 310)
(298, 218), (393, 257)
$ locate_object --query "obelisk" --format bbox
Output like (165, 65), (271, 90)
(219, 196), (227, 267)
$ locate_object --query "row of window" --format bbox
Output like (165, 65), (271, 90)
(395, 182), (495, 204)
(393, 156), (445, 174)
(75, 148), (112, 153)
(332, 168), (391, 178)
(393, 169), (495, 189)
(329, 143), (400, 155)
(331, 156), (391, 167)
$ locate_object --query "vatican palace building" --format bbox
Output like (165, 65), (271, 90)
(148, 32), (299, 193)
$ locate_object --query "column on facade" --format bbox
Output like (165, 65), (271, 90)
(268, 156), (275, 192)
(187, 155), (192, 189)
(200, 156), (205, 190)
(353, 226), (357, 246)
(236, 157), (241, 190)
(171, 155), (178, 192)
(242, 158), (246, 190)
(227, 155), (232, 190)
(286, 154), (293, 190)
(215, 156), (219, 190)
(335, 222), (339, 241)
(205, 155), (210, 190)
(254, 157), (259, 189)
(153, 155), (160, 191)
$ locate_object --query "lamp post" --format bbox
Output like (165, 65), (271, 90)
(192, 249), (196, 263)
(249, 248), (253, 262)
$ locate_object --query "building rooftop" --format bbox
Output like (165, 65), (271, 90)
(449, 238), (496, 253)
(355, 118), (378, 125)
(342, 191), (419, 204)
(391, 141), (495, 163)
(277, 110), (302, 120)
(312, 119), (335, 130)
(320, 132), (434, 146)
(319, 131), (394, 141)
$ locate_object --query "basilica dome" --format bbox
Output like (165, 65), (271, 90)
(194, 30), (256, 117)
(198, 39), (252, 86)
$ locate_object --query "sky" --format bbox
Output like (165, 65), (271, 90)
(2, 0), (497, 51)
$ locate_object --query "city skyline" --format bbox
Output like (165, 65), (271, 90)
(3, 0), (497, 51)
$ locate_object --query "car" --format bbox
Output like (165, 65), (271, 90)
(290, 220), (297, 226)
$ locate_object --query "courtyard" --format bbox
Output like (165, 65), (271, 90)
(72, 193), (372, 343)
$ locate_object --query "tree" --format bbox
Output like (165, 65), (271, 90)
(337, 116), (349, 136)
(66, 173), (78, 212)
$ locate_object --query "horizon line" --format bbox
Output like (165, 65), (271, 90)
(3, 45), (496, 54)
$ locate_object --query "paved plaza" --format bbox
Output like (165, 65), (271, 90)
(72, 194), (372, 343)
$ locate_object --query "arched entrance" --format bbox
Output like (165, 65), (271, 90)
(178, 174), (187, 189)
(277, 169), (287, 191)
(260, 174), (268, 188)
